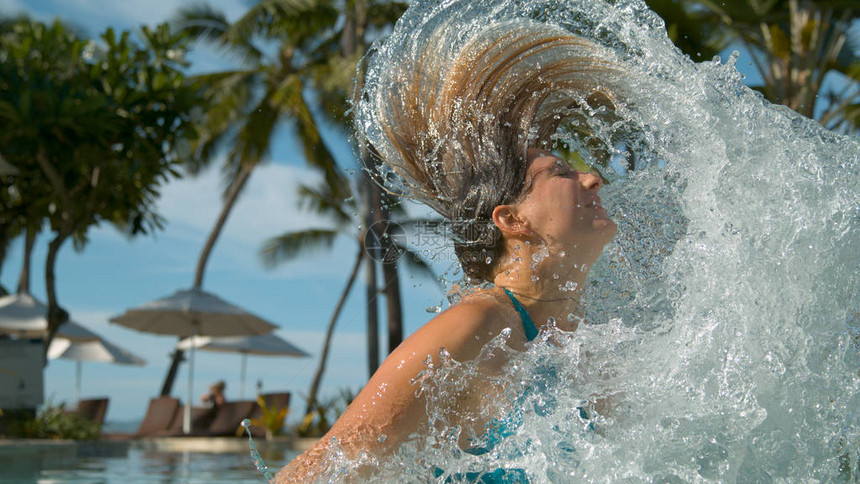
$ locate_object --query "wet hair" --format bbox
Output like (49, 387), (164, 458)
(356, 17), (620, 282)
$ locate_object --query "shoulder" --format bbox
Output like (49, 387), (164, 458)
(402, 288), (517, 363)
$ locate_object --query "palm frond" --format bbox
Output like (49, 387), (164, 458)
(229, 0), (337, 50)
(175, 2), (264, 63)
(185, 69), (259, 173)
(396, 245), (443, 290)
(259, 228), (339, 268)
(222, 92), (279, 192)
(296, 183), (354, 225)
(174, 3), (230, 42)
(284, 78), (349, 198)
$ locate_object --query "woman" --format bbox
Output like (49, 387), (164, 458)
(277, 11), (622, 484)
(200, 380), (226, 408)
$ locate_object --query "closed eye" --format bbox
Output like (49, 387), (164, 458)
(551, 162), (577, 178)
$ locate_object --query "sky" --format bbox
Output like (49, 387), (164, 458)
(0, 0), (452, 426)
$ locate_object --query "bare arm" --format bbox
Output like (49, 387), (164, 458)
(276, 299), (513, 483)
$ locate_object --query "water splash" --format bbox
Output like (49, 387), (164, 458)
(347, 0), (859, 481)
(241, 419), (275, 483)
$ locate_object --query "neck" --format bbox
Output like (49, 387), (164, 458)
(492, 240), (594, 331)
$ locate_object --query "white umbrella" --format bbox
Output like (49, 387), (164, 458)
(0, 293), (100, 341)
(48, 334), (146, 405)
(0, 293), (51, 336)
(109, 288), (278, 433)
(177, 333), (309, 398)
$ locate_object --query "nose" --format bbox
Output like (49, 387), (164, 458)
(580, 171), (602, 191)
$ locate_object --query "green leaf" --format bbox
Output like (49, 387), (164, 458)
(259, 228), (339, 267)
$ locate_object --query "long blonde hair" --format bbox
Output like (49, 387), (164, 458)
(356, 17), (621, 281)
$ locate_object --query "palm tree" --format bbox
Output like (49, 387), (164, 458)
(158, 0), (350, 395)
(334, 0), (409, 375)
(259, 179), (436, 418)
(704, 0), (857, 133)
(648, 0), (858, 134)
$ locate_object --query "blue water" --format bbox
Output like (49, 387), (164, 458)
(351, 0), (860, 481)
(0, 446), (297, 484)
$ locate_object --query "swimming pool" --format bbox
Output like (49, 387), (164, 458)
(2, 445), (296, 484)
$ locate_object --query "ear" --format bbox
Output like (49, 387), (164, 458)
(491, 204), (530, 237)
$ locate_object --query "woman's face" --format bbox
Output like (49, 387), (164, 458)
(513, 149), (616, 260)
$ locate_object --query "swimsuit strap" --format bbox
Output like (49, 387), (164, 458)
(502, 288), (539, 341)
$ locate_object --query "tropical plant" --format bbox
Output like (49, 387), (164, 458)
(175, 0), (349, 291)
(240, 394), (289, 439)
(5, 403), (101, 440)
(155, 0), (352, 396)
(168, 0), (412, 396)
(648, 0), (858, 134)
(294, 386), (359, 437)
(0, 19), (205, 350)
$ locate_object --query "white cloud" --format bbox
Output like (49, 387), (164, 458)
(158, 162), (329, 247)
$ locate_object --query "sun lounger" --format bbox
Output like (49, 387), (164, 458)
(206, 400), (260, 436)
(135, 396), (180, 437)
(74, 397), (109, 426)
(147, 404), (215, 437)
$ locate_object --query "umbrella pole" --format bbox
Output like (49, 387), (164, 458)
(240, 353), (247, 399)
(75, 360), (82, 407)
(184, 328), (197, 434)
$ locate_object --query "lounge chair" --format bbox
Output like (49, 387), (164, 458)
(135, 396), (180, 437)
(161, 405), (217, 436)
(206, 400), (260, 436)
(74, 397), (109, 426)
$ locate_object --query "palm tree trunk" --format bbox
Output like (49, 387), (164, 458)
(44, 231), (70, 359)
(362, 174), (380, 378)
(193, 163), (254, 289)
(378, 199), (403, 353)
(305, 247), (364, 416)
(160, 163), (255, 396)
(17, 226), (37, 294)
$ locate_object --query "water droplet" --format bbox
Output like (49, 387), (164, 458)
(425, 305), (442, 313)
(485, 257), (492, 264)
(240, 419), (275, 483)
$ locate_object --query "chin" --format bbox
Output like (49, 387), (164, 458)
(595, 218), (617, 238)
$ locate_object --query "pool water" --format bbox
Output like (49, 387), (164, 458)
(2, 447), (297, 484)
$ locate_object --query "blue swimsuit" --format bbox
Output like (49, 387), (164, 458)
(432, 288), (538, 483)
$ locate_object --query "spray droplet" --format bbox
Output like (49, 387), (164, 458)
(485, 257), (493, 264)
(241, 419), (275, 483)
(425, 305), (442, 313)
(561, 281), (578, 292)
